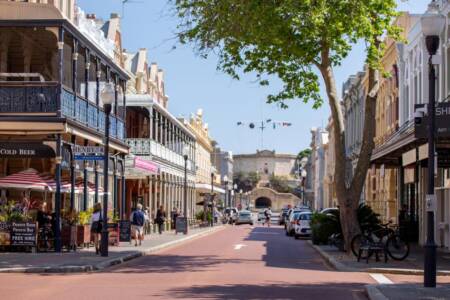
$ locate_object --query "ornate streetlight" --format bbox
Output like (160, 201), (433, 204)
(420, 1), (445, 288)
(100, 82), (114, 257)
(182, 145), (189, 234)
(223, 175), (229, 208)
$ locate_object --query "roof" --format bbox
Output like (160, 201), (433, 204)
(0, 1), (64, 20)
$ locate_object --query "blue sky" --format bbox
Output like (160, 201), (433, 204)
(77, 0), (429, 155)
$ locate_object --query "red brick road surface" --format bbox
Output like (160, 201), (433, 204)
(1, 225), (438, 300)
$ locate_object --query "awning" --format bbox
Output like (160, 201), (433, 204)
(195, 183), (225, 194)
(125, 155), (159, 179)
(0, 168), (60, 192)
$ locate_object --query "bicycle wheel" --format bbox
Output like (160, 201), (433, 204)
(386, 235), (409, 261)
(351, 234), (374, 259)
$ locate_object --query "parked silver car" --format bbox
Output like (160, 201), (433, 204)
(236, 210), (254, 225)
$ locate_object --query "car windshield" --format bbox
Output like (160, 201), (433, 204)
(240, 212), (250, 216)
(292, 213), (301, 220)
(299, 214), (312, 220)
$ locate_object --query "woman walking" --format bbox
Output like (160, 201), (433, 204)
(155, 205), (166, 235)
(90, 203), (102, 254)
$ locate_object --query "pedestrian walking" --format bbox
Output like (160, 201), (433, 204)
(155, 205), (166, 234)
(131, 203), (145, 246)
(264, 207), (272, 227)
(90, 203), (102, 254)
(171, 207), (179, 230)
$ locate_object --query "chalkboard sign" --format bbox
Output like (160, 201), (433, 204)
(119, 220), (131, 242)
(10, 222), (37, 246)
(175, 217), (188, 234)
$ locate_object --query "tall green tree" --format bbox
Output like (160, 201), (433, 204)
(174, 0), (400, 251)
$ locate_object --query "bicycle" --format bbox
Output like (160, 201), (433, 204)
(351, 222), (409, 261)
(37, 224), (54, 252)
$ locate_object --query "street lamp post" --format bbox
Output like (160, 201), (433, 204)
(239, 189), (243, 208)
(183, 146), (189, 234)
(301, 169), (307, 206)
(210, 172), (215, 226)
(421, 2), (445, 288)
(100, 82), (115, 257)
(223, 175), (229, 208)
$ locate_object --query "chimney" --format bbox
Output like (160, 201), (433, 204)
(86, 13), (96, 20)
(110, 13), (120, 19)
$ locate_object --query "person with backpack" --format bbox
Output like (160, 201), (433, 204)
(131, 203), (145, 246)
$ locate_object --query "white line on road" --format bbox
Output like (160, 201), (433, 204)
(234, 244), (247, 250)
(369, 273), (393, 284)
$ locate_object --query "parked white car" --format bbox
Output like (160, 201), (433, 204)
(294, 212), (312, 239)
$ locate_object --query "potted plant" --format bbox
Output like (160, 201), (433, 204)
(77, 209), (92, 248)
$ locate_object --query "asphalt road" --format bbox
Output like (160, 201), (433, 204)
(3, 225), (448, 300)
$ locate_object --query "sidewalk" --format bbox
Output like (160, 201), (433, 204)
(309, 241), (450, 276)
(366, 284), (450, 300)
(0, 225), (224, 273)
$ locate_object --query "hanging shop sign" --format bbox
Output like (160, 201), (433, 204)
(0, 142), (55, 158)
(415, 103), (450, 139)
(73, 145), (105, 161)
(125, 156), (159, 178)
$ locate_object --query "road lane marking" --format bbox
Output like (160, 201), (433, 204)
(234, 244), (247, 250)
(369, 273), (393, 284)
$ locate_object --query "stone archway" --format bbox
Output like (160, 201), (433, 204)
(249, 187), (300, 211)
(255, 197), (272, 209)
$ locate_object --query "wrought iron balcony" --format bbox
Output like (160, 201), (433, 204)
(0, 82), (125, 140)
(126, 138), (195, 171)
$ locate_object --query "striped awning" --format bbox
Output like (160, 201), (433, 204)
(0, 168), (58, 192)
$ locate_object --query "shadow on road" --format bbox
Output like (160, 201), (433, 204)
(166, 282), (367, 300)
(109, 254), (245, 274)
(244, 226), (327, 271)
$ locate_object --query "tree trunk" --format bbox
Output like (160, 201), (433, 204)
(318, 46), (378, 253)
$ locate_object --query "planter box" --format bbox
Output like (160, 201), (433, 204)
(61, 225), (77, 251)
(77, 225), (91, 247)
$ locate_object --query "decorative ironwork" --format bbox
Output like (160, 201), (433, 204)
(0, 83), (125, 140)
(0, 84), (58, 113)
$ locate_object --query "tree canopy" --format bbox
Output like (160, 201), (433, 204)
(175, 0), (399, 108)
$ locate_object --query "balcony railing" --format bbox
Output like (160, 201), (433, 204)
(0, 82), (58, 113)
(0, 82), (125, 140)
(126, 138), (194, 171)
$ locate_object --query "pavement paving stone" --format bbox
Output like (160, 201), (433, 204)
(0, 226), (223, 273)
(366, 284), (450, 300)
(310, 241), (450, 276)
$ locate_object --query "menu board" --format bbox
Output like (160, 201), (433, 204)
(175, 217), (188, 234)
(0, 222), (11, 246)
(10, 222), (37, 246)
(119, 221), (131, 242)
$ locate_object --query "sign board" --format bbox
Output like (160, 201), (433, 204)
(175, 217), (188, 234)
(10, 222), (37, 246)
(73, 145), (105, 161)
(426, 194), (436, 212)
(0, 142), (55, 158)
(119, 220), (131, 242)
(438, 149), (450, 168)
(415, 103), (450, 139)
(0, 222), (11, 246)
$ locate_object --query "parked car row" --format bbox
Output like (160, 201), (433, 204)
(284, 206), (312, 239)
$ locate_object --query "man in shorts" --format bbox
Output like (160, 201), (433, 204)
(131, 203), (145, 246)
